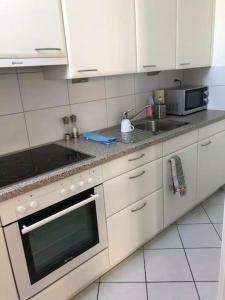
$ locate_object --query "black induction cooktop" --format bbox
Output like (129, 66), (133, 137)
(0, 144), (93, 189)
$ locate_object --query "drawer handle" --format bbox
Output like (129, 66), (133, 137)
(131, 202), (147, 213)
(143, 65), (157, 68)
(35, 48), (62, 51)
(129, 170), (146, 180)
(201, 140), (212, 147)
(12, 61), (23, 65)
(180, 63), (191, 66)
(78, 69), (98, 73)
(128, 154), (145, 162)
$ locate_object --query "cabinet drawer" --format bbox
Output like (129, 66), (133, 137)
(104, 159), (162, 217)
(198, 120), (225, 141)
(102, 143), (162, 181)
(163, 130), (198, 156)
(107, 190), (163, 266)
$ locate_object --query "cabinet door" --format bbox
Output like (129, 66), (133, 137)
(0, 0), (66, 59)
(197, 131), (225, 203)
(107, 190), (163, 266)
(0, 229), (18, 300)
(61, 0), (136, 78)
(177, 0), (214, 69)
(163, 144), (198, 227)
(135, 0), (176, 72)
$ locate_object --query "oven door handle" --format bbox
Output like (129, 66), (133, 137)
(21, 194), (99, 235)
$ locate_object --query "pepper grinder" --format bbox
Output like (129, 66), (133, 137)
(70, 115), (79, 138)
(62, 116), (71, 141)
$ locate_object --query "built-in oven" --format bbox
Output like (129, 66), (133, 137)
(3, 180), (107, 300)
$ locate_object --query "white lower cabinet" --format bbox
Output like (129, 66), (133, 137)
(197, 130), (225, 203)
(31, 250), (109, 300)
(0, 228), (18, 300)
(163, 143), (198, 227)
(104, 159), (162, 217)
(107, 190), (163, 266)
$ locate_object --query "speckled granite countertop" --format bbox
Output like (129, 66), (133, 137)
(1, 110), (225, 202)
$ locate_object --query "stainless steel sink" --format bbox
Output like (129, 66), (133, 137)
(97, 119), (190, 144)
(135, 119), (189, 133)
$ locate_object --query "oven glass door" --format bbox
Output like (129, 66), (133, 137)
(185, 88), (205, 111)
(19, 188), (99, 284)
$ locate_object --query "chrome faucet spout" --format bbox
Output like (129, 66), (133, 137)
(130, 104), (152, 121)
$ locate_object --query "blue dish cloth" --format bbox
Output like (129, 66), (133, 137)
(83, 132), (117, 145)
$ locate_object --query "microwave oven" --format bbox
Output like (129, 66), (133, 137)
(166, 86), (209, 115)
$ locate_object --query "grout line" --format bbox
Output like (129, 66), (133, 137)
(176, 224), (201, 300)
(15, 72), (31, 148)
(103, 77), (110, 128)
(144, 247), (221, 251)
(201, 204), (223, 241)
(98, 280), (219, 283)
(142, 250), (149, 300)
(96, 281), (100, 300)
(177, 222), (213, 225)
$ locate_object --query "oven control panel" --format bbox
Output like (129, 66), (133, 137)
(0, 166), (103, 226)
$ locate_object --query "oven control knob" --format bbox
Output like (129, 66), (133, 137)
(87, 177), (93, 184)
(60, 188), (67, 196)
(29, 201), (38, 209)
(79, 181), (84, 187)
(70, 184), (76, 192)
(16, 205), (26, 214)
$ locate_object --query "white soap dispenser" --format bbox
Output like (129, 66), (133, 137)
(121, 111), (134, 133)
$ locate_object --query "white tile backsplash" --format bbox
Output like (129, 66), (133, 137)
(183, 68), (205, 86)
(25, 106), (70, 147)
(107, 95), (136, 127)
(71, 100), (107, 133)
(159, 70), (183, 89)
(183, 66), (225, 111)
(18, 72), (69, 111)
(68, 77), (105, 104)
(134, 73), (160, 93)
(0, 74), (23, 115)
(0, 113), (29, 155)
(0, 68), (186, 155)
(105, 74), (134, 98)
(208, 86), (225, 110)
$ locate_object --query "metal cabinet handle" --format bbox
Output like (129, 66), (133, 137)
(180, 63), (191, 66)
(11, 61), (23, 65)
(143, 65), (157, 68)
(35, 48), (62, 51)
(128, 154), (145, 162)
(78, 69), (98, 73)
(131, 202), (147, 213)
(201, 140), (212, 147)
(129, 170), (146, 180)
(21, 194), (99, 235)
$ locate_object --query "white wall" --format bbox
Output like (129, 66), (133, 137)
(0, 67), (182, 156)
(183, 67), (225, 110)
(213, 0), (225, 66)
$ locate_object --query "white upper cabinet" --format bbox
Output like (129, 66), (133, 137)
(177, 0), (214, 69)
(60, 0), (137, 78)
(135, 0), (176, 72)
(0, 0), (67, 67)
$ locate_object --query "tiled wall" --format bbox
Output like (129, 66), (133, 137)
(183, 66), (225, 111)
(0, 67), (182, 156)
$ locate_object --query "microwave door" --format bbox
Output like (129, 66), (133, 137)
(185, 89), (204, 113)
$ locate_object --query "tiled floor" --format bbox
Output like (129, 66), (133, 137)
(72, 190), (224, 300)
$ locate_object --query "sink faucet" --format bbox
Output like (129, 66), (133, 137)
(123, 104), (153, 121)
